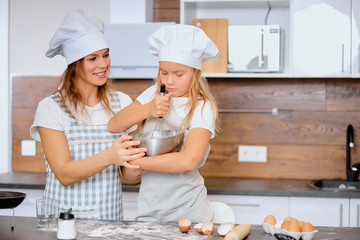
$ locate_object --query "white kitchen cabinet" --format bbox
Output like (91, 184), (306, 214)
(0, 188), (43, 217)
(289, 197), (349, 227)
(352, 0), (360, 78)
(349, 198), (360, 227)
(208, 194), (289, 224)
(180, 0), (292, 78)
(292, 0), (352, 77)
(122, 192), (138, 221)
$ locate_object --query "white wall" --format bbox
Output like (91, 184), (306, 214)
(0, 0), (10, 174)
(10, 0), (110, 76)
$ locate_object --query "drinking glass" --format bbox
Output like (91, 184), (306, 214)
(36, 198), (58, 228)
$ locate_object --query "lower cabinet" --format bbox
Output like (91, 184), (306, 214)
(289, 197), (349, 227)
(207, 194), (289, 224)
(0, 188), (43, 217)
(350, 198), (360, 227)
(122, 192), (138, 221)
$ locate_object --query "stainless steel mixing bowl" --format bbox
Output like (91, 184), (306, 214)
(132, 130), (183, 156)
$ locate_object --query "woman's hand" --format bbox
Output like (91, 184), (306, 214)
(149, 93), (171, 118)
(107, 135), (147, 169)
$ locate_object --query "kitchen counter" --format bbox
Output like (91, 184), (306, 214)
(1, 216), (360, 240)
(1, 172), (360, 198)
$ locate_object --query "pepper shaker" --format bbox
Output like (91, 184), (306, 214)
(57, 208), (76, 240)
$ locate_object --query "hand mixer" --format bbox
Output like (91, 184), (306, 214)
(151, 84), (166, 139)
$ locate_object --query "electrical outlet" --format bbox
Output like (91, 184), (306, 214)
(238, 145), (267, 162)
(21, 140), (36, 156)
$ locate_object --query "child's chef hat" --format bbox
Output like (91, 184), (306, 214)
(148, 24), (219, 70)
(45, 9), (108, 65)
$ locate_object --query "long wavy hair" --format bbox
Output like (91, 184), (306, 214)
(155, 68), (220, 134)
(56, 59), (113, 120)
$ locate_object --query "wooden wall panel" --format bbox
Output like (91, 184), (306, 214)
(153, 0), (179, 23)
(12, 76), (360, 181)
(217, 111), (360, 145)
(209, 78), (326, 110)
(201, 144), (351, 179)
(326, 79), (360, 111)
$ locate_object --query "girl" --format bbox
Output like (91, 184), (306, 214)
(30, 10), (146, 220)
(107, 24), (220, 222)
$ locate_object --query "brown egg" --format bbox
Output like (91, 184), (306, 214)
(201, 221), (215, 235)
(194, 223), (203, 233)
(263, 215), (276, 225)
(283, 216), (294, 222)
(287, 220), (301, 232)
(301, 222), (315, 232)
(298, 220), (304, 229)
(178, 218), (192, 233)
(281, 220), (291, 231)
(217, 222), (235, 236)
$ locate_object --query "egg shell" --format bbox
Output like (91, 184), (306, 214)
(263, 215), (276, 225)
(194, 223), (203, 233)
(178, 218), (192, 233)
(201, 221), (215, 235)
(280, 220), (291, 231)
(283, 216), (294, 222)
(287, 220), (301, 232)
(217, 222), (235, 236)
(301, 222), (315, 232)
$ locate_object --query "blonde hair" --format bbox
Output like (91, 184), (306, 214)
(155, 68), (220, 134)
(56, 59), (113, 119)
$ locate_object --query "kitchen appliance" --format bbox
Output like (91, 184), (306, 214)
(104, 22), (175, 79)
(228, 25), (282, 72)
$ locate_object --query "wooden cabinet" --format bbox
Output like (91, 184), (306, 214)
(349, 198), (360, 227)
(352, 0), (360, 78)
(289, 197), (350, 227)
(292, 0), (351, 77)
(208, 194), (289, 224)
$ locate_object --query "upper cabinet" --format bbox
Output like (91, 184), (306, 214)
(292, 0), (351, 77)
(180, 0), (292, 78)
(181, 0), (360, 78)
(352, 0), (360, 78)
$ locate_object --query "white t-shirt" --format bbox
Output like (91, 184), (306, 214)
(136, 84), (215, 139)
(30, 91), (136, 141)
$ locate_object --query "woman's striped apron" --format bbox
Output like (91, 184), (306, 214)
(43, 90), (124, 220)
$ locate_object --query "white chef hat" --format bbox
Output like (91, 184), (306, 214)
(148, 24), (219, 70)
(45, 9), (108, 65)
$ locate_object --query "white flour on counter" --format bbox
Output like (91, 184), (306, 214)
(39, 220), (218, 239)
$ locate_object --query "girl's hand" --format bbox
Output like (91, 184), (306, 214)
(107, 135), (147, 169)
(149, 92), (171, 118)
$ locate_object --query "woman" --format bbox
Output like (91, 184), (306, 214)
(30, 9), (146, 220)
(108, 24), (220, 223)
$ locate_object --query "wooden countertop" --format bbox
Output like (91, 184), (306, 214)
(1, 172), (360, 198)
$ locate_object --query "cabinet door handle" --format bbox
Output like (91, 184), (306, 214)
(341, 43), (345, 73)
(358, 44), (360, 73)
(231, 203), (261, 207)
(357, 204), (360, 227)
(339, 203), (343, 227)
(259, 29), (264, 68)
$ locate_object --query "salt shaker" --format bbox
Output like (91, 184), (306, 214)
(57, 208), (76, 240)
